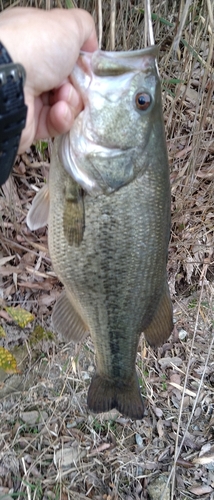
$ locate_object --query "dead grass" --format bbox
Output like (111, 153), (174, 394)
(0, 1), (214, 499)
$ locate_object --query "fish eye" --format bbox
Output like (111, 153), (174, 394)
(135, 92), (152, 111)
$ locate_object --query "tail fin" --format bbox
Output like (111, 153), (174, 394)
(87, 372), (144, 420)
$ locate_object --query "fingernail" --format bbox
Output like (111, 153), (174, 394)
(68, 85), (76, 104)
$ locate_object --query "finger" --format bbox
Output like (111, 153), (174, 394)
(72, 9), (98, 52)
(35, 100), (76, 140)
(49, 82), (82, 114)
(0, 8), (98, 93)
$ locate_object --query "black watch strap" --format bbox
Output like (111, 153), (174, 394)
(0, 42), (27, 185)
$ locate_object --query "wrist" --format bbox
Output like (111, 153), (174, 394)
(0, 41), (27, 184)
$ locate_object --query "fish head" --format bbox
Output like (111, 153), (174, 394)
(60, 46), (164, 195)
(76, 47), (161, 148)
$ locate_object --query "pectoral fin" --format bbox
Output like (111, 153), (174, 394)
(26, 184), (50, 230)
(52, 290), (89, 343)
(63, 179), (85, 246)
(144, 283), (173, 347)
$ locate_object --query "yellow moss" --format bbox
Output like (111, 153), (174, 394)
(5, 307), (35, 328)
(0, 326), (6, 338)
(29, 325), (55, 346)
(0, 346), (20, 374)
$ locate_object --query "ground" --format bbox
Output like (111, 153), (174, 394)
(0, 1), (213, 499)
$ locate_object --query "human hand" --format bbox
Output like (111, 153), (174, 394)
(0, 7), (98, 153)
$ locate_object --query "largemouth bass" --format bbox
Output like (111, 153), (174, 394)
(27, 46), (173, 420)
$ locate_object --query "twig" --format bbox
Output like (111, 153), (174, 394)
(144, 0), (154, 46)
(173, 0), (193, 58)
(110, 0), (116, 50)
(206, 0), (214, 29)
(98, 0), (102, 49)
(21, 457), (31, 500)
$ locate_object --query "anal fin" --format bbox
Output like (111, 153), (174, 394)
(52, 290), (89, 343)
(87, 371), (144, 420)
(144, 282), (173, 347)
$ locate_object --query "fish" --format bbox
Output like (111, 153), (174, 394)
(27, 46), (173, 420)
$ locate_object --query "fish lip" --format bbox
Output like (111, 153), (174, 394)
(74, 46), (159, 82)
(79, 45), (159, 77)
(79, 45), (159, 60)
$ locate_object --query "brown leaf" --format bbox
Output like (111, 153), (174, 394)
(157, 419), (164, 439)
(189, 485), (213, 495)
(90, 443), (111, 455)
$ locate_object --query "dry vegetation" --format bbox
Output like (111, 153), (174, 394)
(0, 1), (214, 499)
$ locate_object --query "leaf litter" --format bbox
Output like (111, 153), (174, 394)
(0, 1), (214, 499)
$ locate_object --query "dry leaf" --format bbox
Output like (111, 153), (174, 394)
(0, 255), (15, 266)
(159, 357), (183, 369)
(157, 419), (164, 438)
(189, 485), (213, 495)
(170, 373), (181, 386)
(180, 84), (199, 102)
(90, 442), (111, 455)
(168, 382), (196, 397)
(193, 450), (214, 466)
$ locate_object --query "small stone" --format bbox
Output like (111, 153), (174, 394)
(135, 433), (143, 446)
(54, 442), (87, 469)
(20, 410), (48, 425)
(148, 475), (170, 500)
(82, 371), (91, 380)
(178, 328), (188, 340)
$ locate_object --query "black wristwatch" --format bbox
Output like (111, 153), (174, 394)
(0, 42), (27, 185)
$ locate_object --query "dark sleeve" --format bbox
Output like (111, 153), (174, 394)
(0, 42), (27, 185)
